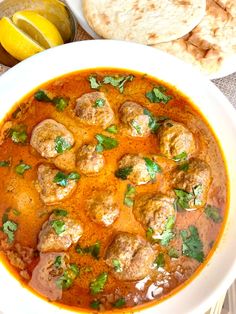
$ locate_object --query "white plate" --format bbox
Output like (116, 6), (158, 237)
(65, 0), (236, 80)
(0, 40), (236, 314)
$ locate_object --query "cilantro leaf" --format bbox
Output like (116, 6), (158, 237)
(0, 160), (10, 167)
(103, 75), (134, 93)
(95, 134), (118, 152)
(115, 166), (133, 180)
(53, 171), (80, 187)
(55, 136), (71, 154)
(105, 124), (118, 134)
(56, 263), (79, 290)
(34, 90), (51, 102)
(2, 220), (18, 243)
(88, 75), (102, 89)
(94, 98), (105, 108)
(50, 220), (65, 235)
(154, 253), (165, 268)
(180, 225), (204, 263)
(173, 151), (187, 162)
(178, 162), (189, 171)
(10, 125), (28, 144)
(15, 162), (31, 175)
(144, 157), (161, 180)
(130, 120), (142, 134)
(113, 298), (126, 308)
(54, 256), (62, 268)
(90, 300), (101, 310)
(146, 86), (172, 104)
(204, 205), (222, 223)
(146, 227), (154, 241)
(52, 97), (69, 111)
(143, 109), (160, 133)
(90, 272), (108, 295)
(160, 230), (175, 246)
(174, 189), (193, 210)
(53, 208), (68, 217)
(76, 241), (100, 259)
(168, 247), (179, 258)
(124, 184), (136, 207)
(112, 259), (122, 272)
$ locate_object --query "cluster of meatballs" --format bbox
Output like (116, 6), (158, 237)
(29, 91), (212, 295)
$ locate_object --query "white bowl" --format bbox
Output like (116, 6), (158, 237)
(0, 40), (236, 314)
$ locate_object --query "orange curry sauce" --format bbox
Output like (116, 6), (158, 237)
(0, 69), (228, 312)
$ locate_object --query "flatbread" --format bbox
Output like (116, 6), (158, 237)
(214, 0), (236, 17)
(153, 0), (236, 73)
(83, 0), (206, 45)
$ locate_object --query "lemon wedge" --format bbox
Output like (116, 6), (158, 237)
(0, 17), (44, 61)
(12, 11), (64, 49)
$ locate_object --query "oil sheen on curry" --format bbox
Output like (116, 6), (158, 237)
(0, 69), (227, 312)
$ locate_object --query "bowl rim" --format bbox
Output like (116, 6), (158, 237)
(0, 39), (236, 314)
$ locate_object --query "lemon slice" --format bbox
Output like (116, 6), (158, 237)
(12, 11), (64, 49)
(0, 17), (44, 61)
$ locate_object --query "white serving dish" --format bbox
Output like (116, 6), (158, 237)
(0, 40), (236, 314)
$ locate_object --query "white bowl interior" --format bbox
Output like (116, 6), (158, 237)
(0, 40), (236, 314)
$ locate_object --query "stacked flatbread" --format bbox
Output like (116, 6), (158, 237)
(82, 0), (236, 74)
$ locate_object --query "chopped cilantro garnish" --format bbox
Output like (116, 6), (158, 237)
(130, 120), (142, 134)
(94, 98), (105, 108)
(112, 259), (122, 272)
(76, 241), (100, 259)
(174, 189), (193, 210)
(10, 125), (27, 144)
(53, 171), (80, 187)
(0, 160), (10, 167)
(95, 134), (118, 152)
(154, 253), (165, 268)
(90, 300), (101, 310)
(90, 272), (108, 295)
(55, 136), (71, 154)
(103, 75), (134, 93)
(52, 97), (69, 111)
(204, 205), (222, 223)
(113, 298), (126, 308)
(124, 184), (136, 207)
(146, 86), (172, 104)
(143, 109), (160, 133)
(160, 216), (175, 247)
(115, 166), (133, 180)
(50, 220), (65, 235)
(105, 124), (118, 134)
(88, 75), (102, 89)
(53, 208), (68, 217)
(146, 227), (154, 241)
(180, 225), (204, 263)
(144, 157), (161, 180)
(34, 90), (51, 102)
(168, 247), (179, 258)
(54, 256), (62, 268)
(2, 220), (18, 243)
(56, 263), (79, 290)
(15, 162), (31, 175)
(178, 162), (189, 171)
(173, 151), (187, 162)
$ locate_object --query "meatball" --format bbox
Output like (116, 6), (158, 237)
(36, 164), (77, 204)
(87, 192), (119, 226)
(105, 232), (155, 281)
(119, 101), (151, 137)
(29, 252), (69, 301)
(133, 194), (176, 239)
(171, 158), (212, 210)
(116, 154), (158, 185)
(158, 120), (195, 159)
(37, 213), (83, 252)
(77, 144), (104, 176)
(30, 119), (74, 158)
(75, 92), (114, 128)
